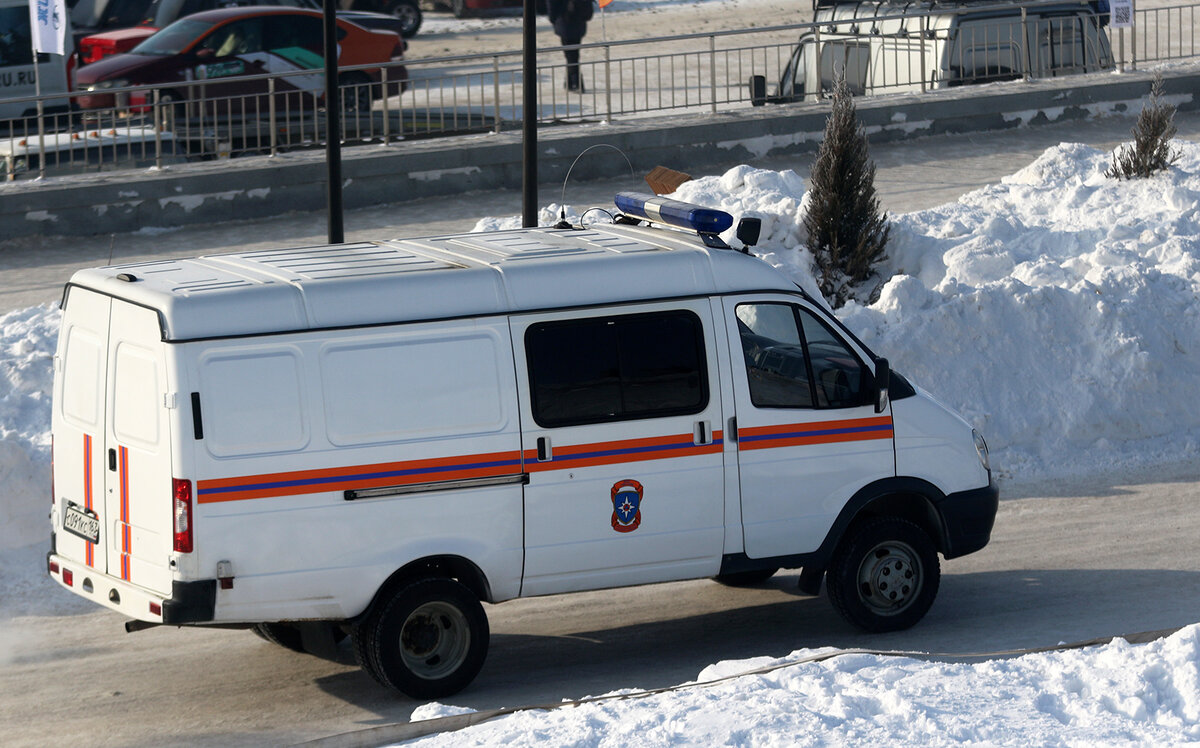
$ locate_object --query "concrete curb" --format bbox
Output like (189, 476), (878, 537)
(2, 64), (1197, 240)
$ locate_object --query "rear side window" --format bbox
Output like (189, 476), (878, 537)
(525, 311), (708, 428)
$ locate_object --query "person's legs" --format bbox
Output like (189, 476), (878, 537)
(561, 34), (583, 91)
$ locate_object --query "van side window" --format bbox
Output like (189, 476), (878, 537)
(737, 303), (870, 410)
(526, 311), (708, 428)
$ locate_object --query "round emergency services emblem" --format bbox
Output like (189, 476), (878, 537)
(610, 479), (643, 533)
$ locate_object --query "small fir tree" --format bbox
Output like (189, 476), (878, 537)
(1106, 73), (1181, 180)
(804, 74), (890, 308)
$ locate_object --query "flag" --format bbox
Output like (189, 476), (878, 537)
(598, 0), (614, 7)
(28, 0), (68, 56)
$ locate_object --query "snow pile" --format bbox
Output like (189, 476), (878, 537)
(500, 143), (1200, 480)
(400, 625), (1200, 747)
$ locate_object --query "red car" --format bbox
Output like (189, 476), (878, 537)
(78, 0), (418, 65)
(74, 6), (406, 113)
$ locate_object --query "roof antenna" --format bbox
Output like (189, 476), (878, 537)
(557, 144), (635, 229)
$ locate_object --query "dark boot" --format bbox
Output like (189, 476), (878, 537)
(566, 68), (584, 92)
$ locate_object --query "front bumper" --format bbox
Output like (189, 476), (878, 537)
(934, 479), (1000, 559)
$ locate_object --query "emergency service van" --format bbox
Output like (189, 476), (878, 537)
(751, 0), (1113, 104)
(48, 193), (998, 699)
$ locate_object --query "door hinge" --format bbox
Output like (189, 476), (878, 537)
(163, 392), (179, 409)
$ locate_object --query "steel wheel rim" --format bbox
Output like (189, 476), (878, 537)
(399, 601), (471, 680)
(855, 540), (922, 616)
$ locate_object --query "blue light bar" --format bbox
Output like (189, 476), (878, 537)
(614, 192), (734, 235)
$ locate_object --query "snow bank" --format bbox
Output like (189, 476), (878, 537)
(400, 625), (1200, 747)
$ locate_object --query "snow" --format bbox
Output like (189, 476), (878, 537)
(5, 140), (1200, 743)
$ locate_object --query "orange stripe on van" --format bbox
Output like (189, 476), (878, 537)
(525, 431), (725, 473)
(83, 434), (94, 568)
(118, 446), (131, 582)
(738, 416), (893, 450)
(196, 449), (525, 504)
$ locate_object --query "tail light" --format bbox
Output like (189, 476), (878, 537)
(172, 479), (193, 553)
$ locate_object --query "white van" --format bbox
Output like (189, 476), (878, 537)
(751, 0), (1114, 104)
(0, 0), (72, 122)
(48, 193), (998, 698)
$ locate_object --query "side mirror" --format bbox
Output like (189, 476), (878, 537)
(873, 357), (890, 413)
(749, 75), (767, 107)
(195, 48), (214, 59)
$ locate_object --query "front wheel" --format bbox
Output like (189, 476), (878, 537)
(826, 517), (940, 633)
(357, 578), (489, 699)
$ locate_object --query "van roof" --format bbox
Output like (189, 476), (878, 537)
(66, 223), (798, 341)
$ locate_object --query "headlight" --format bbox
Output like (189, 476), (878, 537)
(972, 429), (990, 473)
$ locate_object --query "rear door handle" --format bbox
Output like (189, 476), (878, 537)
(694, 420), (711, 446)
(536, 436), (552, 462)
(108, 448), (117, 472)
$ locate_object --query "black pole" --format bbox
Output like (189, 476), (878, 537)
(323, 0), (345, 243)
(521, 0), (537, 227)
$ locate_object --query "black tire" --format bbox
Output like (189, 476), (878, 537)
(384, 0), (422, 38)
(252, 622), (306, 652)
(359, 578), (489, 699)
(255, 622), (348, 655)
(712, 568), (778, 587)
(338, 73), (373, 116)
(826, 517), (940, 633)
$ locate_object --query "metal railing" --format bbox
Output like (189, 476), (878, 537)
(2, 0), (1198, 180)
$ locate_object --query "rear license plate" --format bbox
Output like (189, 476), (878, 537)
(63, 503), (100, 544)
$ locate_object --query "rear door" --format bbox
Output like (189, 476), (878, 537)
(513, 301), (727, 596)
(53, 289), (175, 594)
(724, 296), (895, 559)
(53, 289), (112, 574)
(103, 300), (174, 594)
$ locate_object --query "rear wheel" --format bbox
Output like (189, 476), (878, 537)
(826, 517), (940, 632)
(356, 578), (489, 699)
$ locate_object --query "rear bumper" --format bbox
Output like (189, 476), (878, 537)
(47, 553), (215, 624)
(934, 479), (1000, 559)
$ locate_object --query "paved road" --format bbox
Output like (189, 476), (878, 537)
(2, 471), (1198, 746)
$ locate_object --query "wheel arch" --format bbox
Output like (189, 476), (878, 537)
(358, 554), (493, 623)
(816, 477), (950, 566)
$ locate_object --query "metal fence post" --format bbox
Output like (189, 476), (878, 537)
(605, 44), (612, 121)
(381, 66), (390, 145)
(269, 77), (278, 157)
(153, 89), (163, 170)
(1020, 7), (1029, 80)
(1131, 0), (1138, 70)
(814, 24), (822, 98)
(493, 56), (503, 133)
(709, 35), (718, 114)
(920, 15), (927, 93)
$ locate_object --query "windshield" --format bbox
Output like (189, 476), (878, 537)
(71, 0), (154, 29)
(131, 18), (214, 55)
